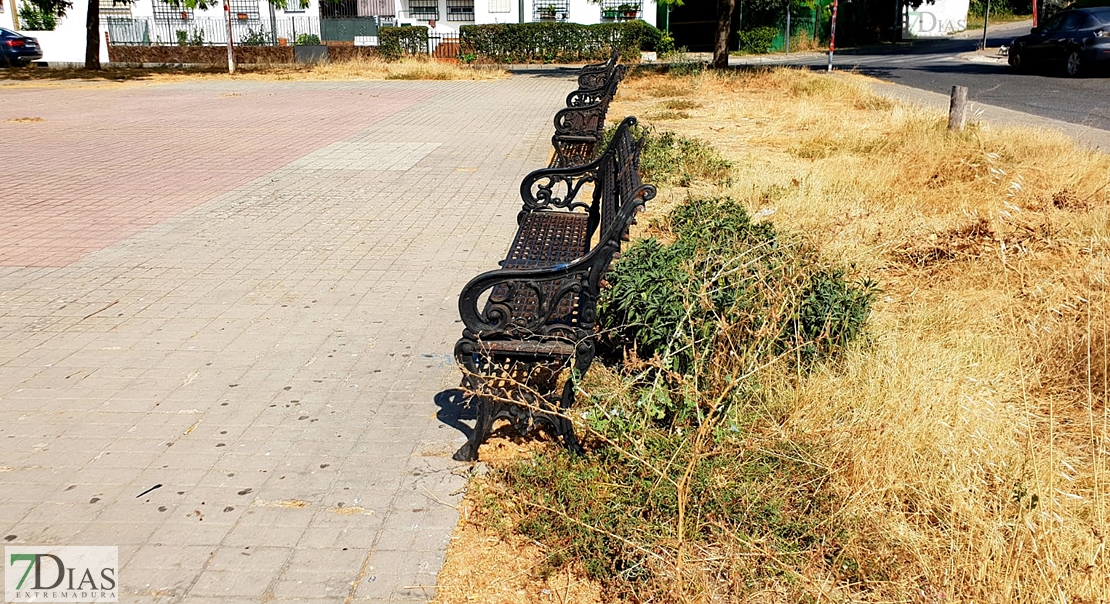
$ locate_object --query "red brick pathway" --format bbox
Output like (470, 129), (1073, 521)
(0, 83), (431, 267)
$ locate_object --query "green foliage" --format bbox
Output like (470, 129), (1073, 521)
(294, 33), (321, 46)
(492, 433), (846, 594)
(379, 25), (429, 60)
(599, 197), (875, 389)
(458, 21), (665, 64)
(175, 28), (204, 46)
(18, 3), (60, 30)
(738, 26), (778, 54)
(608, 124), (731, 186)
(969, 0), (1033, 17)
(239, 26), (270, 47)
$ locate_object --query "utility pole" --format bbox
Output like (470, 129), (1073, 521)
(784, 5), (790, 54)
(224, 0), (236, 74)
(518, 0), (524, 23)
(980, 0), (991, 50)
(268, 0), (277, 46)
(827, 0), (838, 72)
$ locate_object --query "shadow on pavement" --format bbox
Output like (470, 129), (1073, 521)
(435, 388), (474, 439)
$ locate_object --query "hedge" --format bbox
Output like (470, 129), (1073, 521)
(459, 21), (665, 64)
(379, 25), (429, 60)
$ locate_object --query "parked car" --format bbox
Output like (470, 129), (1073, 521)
(0, 27), (43, 67)
(1008, 7), (1110, 76)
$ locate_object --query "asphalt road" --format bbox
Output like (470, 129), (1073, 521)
(742, 21), (1110, 132)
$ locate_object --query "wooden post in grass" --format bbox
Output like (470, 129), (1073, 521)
(948, 85), (968, 132)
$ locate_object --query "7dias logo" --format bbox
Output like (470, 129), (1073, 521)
(5, 547), (118, 602)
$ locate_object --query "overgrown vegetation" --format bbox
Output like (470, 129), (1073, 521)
(436, 67), (1110, 603)
(293, 33), (320, 46)
(458, 21), (667, 64)
(604, 123), (733, 187)
(601, 198), (874, 380)
(17, 1), (61, 31)
(737, 26), (778, 54)
(475, 128), (875, 599)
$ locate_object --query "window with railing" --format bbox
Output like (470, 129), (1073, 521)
(356, 0), (394, 16)
(100, 0), (132, 17)
(533, 0), (567, 21)
(445, 0), (472, 21)
(408, 0), (438, 20)
(488, 0), (509, 13)
(153, 0), (193, 21)
(229, 0), (261, 21)
(598, 0), (640, 20)
(321, 0), (358, 17)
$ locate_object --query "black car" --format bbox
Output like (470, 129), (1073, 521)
(0, 27), (43, 67)
(1008, 7), (1110, 76)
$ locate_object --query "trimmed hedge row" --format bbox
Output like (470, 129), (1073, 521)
(379, 25), (429, 60)
(459, 21), (665, 64)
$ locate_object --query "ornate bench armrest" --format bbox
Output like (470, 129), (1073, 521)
(519, 156), (604, 214)
(566, 84), (610, 108)
(458, 263), (594, 340)
(461, 190), (651, 340)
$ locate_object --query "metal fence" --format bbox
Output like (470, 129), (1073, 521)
(428, 33), (461, 59)
(104, 16), (393, 46)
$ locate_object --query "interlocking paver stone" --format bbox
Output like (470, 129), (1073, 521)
(0, 73), (573, 601)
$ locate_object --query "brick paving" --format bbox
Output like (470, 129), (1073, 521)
(0, 75), (571, 602)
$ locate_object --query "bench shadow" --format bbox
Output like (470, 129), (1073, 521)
(435, 388), (475, 439)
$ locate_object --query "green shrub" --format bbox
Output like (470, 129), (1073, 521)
(738, 26), (778, 54)
(379, 25), (429, 60)
(492, 432), (845, 595)
(18, 4), (58, 31)
(599, 197), (875, 393)
(294, 33), (321, 46)
(480, 193), (877, 598)
(459, 20), (664, 63)
(604, 124), (731, 187)
(239, 27), (270, 46)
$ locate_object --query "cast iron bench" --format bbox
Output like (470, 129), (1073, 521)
(550, 60), (627, 168)
(576, 47), (621, 90)
(453, 116), (655, 462)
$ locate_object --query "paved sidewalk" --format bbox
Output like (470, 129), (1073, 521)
(0, 75), (571, 602)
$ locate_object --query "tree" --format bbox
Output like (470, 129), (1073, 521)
(712, 0), (737, 67)
(85, 0), (100, 68)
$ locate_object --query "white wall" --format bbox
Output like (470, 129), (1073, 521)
(904, 0), (969, 38)
(1, 0), (17, 30)
(415, 0), (657, 34)
(12, 0), (110, 64)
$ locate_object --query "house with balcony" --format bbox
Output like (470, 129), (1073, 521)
(4, 0), (656, 64)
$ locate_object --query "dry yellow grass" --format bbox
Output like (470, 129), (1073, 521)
(437, 67), (1110, 602)
(613, 67), (1110, 602)
(0, 56), (506, 88)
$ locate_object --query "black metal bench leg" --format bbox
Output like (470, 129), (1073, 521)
(453, 393), (495, 462)
(554, 378), (585, 455)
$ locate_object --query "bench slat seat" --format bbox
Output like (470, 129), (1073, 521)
(500, 212), (590, 269)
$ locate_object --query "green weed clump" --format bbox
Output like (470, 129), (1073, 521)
(600, 197), (874, 386)
(481, 195), (878, 600)
(604, 124), (733, 187)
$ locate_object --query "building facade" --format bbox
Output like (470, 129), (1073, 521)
(4, 0), (657, 64)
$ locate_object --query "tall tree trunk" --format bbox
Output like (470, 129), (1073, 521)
(712, 0), (736, 68)
(85, 0), (100, 70)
